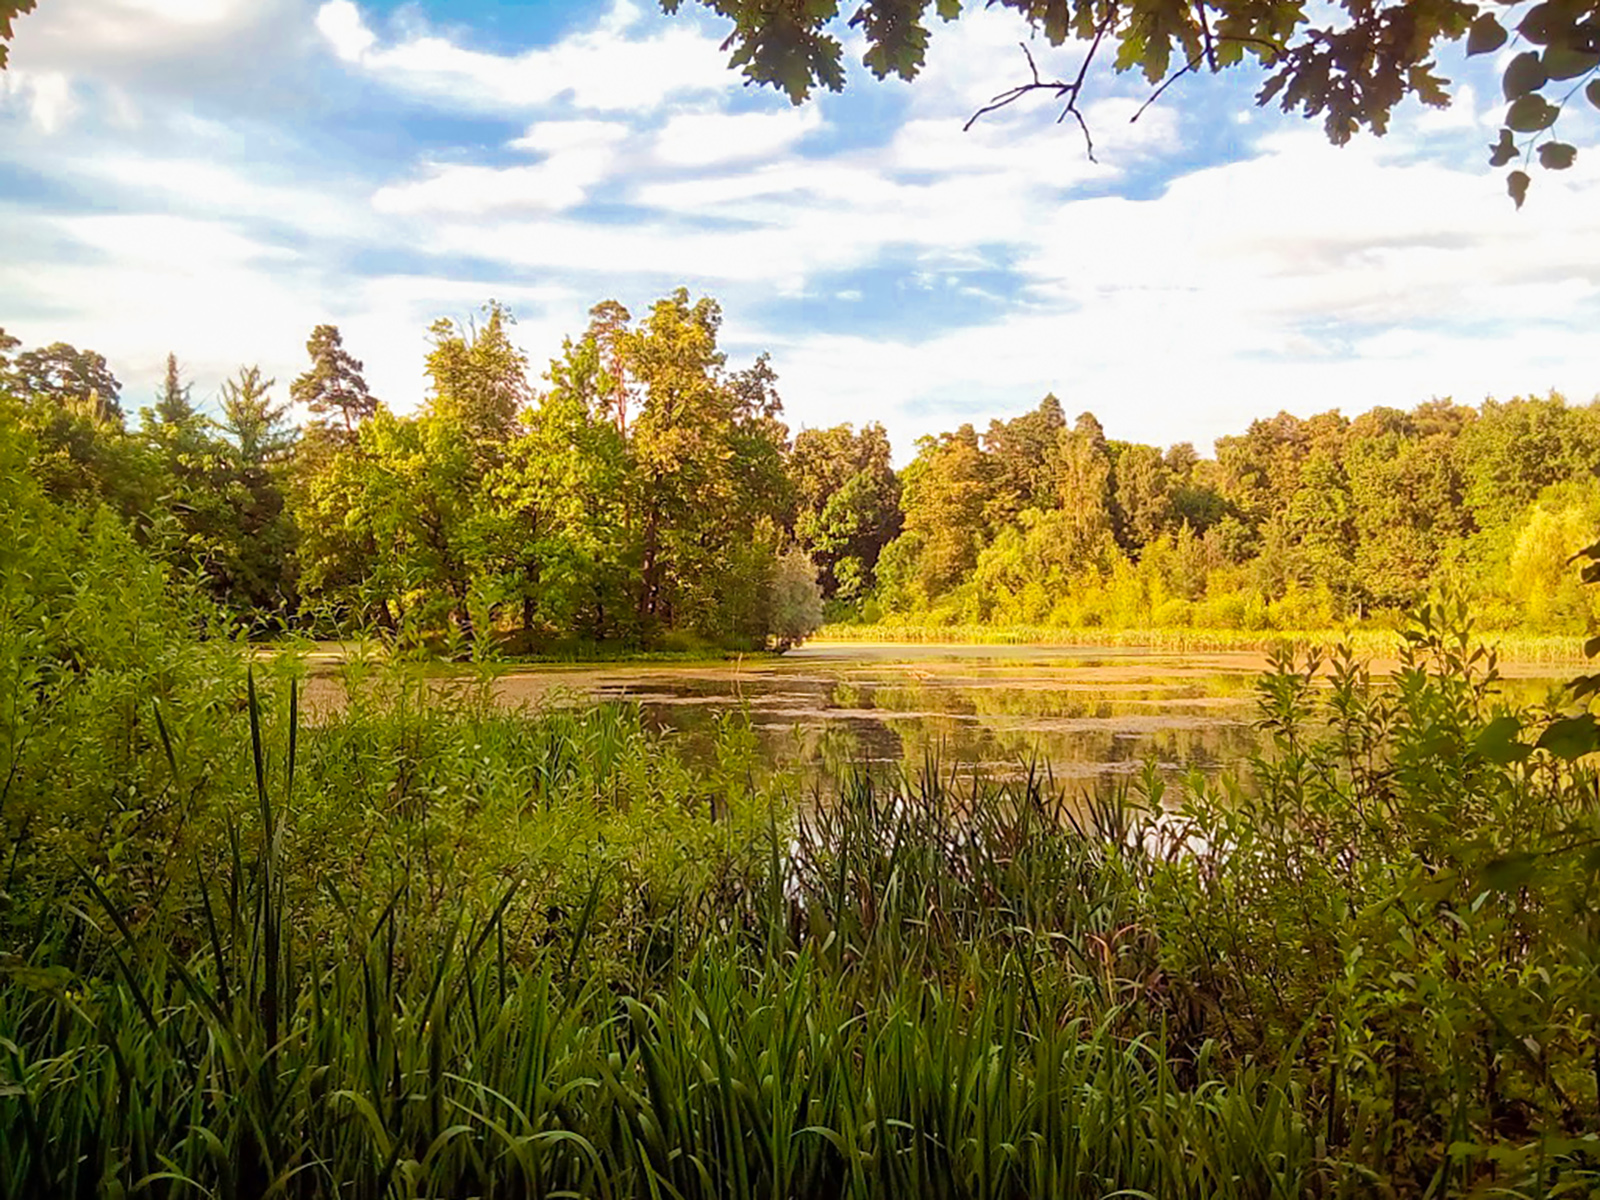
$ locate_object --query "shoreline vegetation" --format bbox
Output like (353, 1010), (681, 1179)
(812, 622), (1593, 664)
(280, 624), (1589, 672)
(6, 317), (1600, 660)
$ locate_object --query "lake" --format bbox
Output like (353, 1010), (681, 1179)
(304, 642), (1572, 793)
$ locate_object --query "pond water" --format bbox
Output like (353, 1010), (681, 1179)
(306, 642), (1571, 793)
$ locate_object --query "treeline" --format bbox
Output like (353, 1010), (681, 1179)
(4, 296), (1598, 646)
(883, 395), (1600, 632)
(1, 293), (878, 651)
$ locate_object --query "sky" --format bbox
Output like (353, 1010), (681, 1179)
(2, 0), (1597, 462)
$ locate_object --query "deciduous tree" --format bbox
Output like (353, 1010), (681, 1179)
(665, 0), (1600, 204)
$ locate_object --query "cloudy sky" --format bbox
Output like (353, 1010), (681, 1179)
(2, 0), (1596, 460)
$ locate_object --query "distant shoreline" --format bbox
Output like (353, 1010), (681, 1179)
(813, 623), (1589, 665)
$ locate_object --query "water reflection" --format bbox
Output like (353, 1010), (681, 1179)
(573, 645), (1272, 789)
(307, 642), (1571, 792)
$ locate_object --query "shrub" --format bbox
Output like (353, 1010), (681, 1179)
(767, 548), (823, 649)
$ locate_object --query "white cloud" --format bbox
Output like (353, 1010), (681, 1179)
(4, 0), (1595, 462)
(315, 0), (374, 62)
(0, 69), (76, 131)
(374, 121), (630, 216)
(653, 107), (822, 165)
(314, 0), (734, 112)
(512, 119), (630, 154)
(0, 205), (578, 417)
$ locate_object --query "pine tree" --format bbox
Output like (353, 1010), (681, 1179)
(290, 325), (376, 436)
(7, 340), (122, 418)
(155, 353), (197, 425)
(0, 327), (18, 388)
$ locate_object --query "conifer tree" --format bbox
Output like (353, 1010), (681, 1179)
(154, 352), (197, 425)
(290, 325), (376, 436)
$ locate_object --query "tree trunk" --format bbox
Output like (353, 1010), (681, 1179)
(638, 504), (660, 626)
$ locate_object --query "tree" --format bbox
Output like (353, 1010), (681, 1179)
(485, 336), (633, 639)
(664, 0), (1600, 205)
(425, 301), (532, 453)
(288, 429), (388, 631)
(1047, 412), (1115, 563)
(290, 325), (376, 436)
(1112, 442), (1172, 552)
(139, 357), (238, 601)
(0, 2), (35, 70)
(894, 423), (993, 602)
(154, 352), (197, 426)
(984, 394), (1066, 526)
(219, 366), (293, 465)
(768, 548), (824, 649)
(586, 300), (636, 436)
(1344, 406), (1471, 611)
(622, 289), (789, 636)
(1456, 392), (1600, 530)
(0, 328), (18, 383)
(791, 422), (902, 600)
(4, 339), (122, 419)
(211, 366), (298, 615)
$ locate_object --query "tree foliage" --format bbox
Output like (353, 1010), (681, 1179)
(666, 0), (1600, 203)
(4, 305), (1598, 649)
(878, 389), (1600, 632)
(0, 0), (34, 70)
(290, 324), (376, 438)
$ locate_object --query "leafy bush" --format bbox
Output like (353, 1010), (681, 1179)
(767, 547), (823, 649)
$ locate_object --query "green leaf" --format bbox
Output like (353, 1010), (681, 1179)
(1489, 127), (1518, 166)
(1587, 78), (1600, 109)
(1482, 852), (1537, 891)
(1518, 3), (1564, 45)
(1585, 636), (1600, 658)
(1535, 714), (1600, 760)
(1542, 44), (1600, 79)
(1503, 51), (1548, 100)
(1506, 94), (1558, 131)
(1475, 715), (1532, 764)
(1507, 168), (1531, 208)
(1468, 12), (1508, 54)
(1538, 140), (1577, 169)
(1569, 673), (1600, 701)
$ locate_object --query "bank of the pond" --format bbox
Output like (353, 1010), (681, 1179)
(815, 622), (1591, 664)
(288, 641), (1570, 798)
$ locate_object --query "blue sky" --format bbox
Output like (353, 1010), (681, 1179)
(2, 0), (1597, 461)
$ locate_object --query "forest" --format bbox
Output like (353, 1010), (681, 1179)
(6, 293), (1599, 655)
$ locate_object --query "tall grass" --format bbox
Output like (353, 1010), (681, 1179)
(2, 683), (1319, 1200)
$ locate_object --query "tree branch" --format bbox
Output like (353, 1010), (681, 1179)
(964, 25), (1112, 163)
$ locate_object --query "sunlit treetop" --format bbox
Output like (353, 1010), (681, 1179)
(664, 0), (1600, 206)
